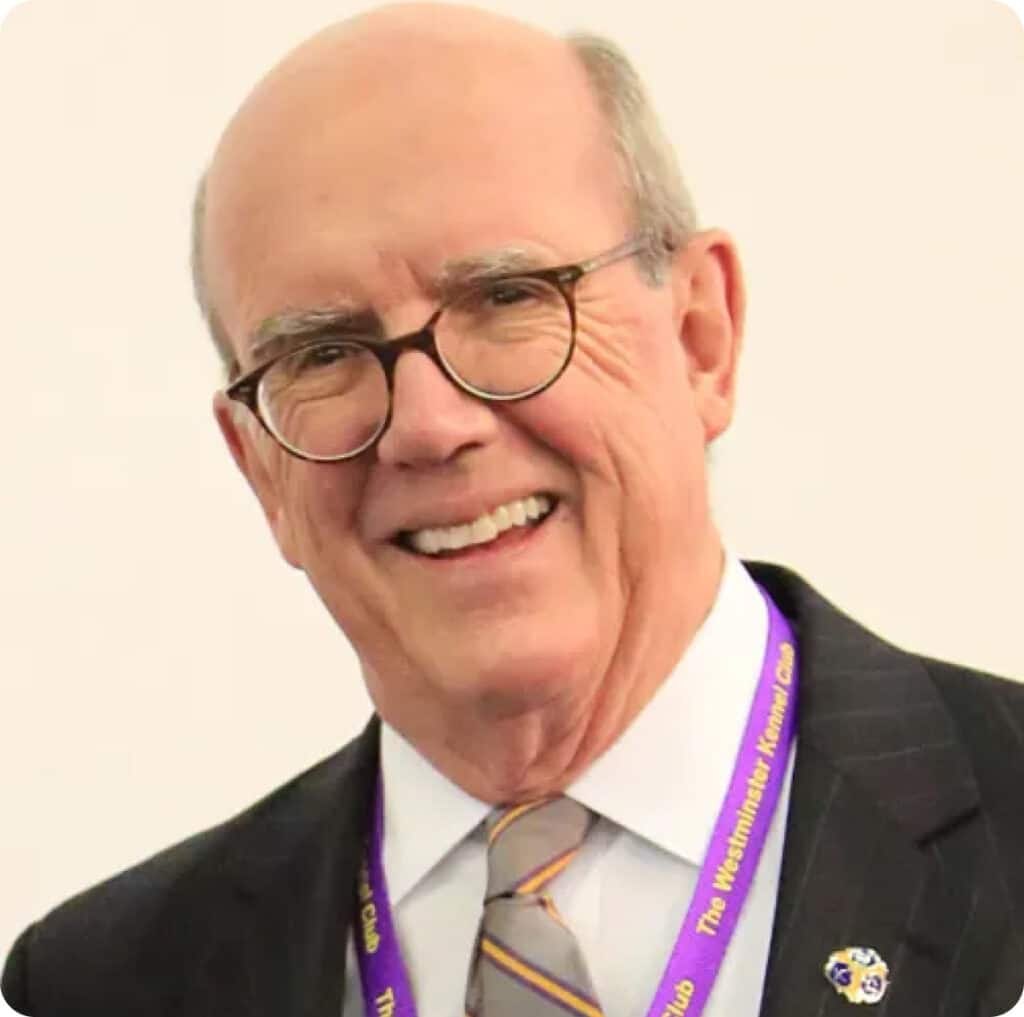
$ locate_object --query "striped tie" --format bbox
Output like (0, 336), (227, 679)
(465, 797), (605, 1017)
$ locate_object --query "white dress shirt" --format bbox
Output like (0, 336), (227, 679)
(343, 555), (796, 1017)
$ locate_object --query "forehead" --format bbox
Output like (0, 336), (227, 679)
(203, 23), (629, 350)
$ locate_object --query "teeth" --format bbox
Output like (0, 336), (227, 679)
(471, 516), (499, 544)
(405, 494), (555, 556)
(410, 529), (440, 555)
(449, 524), (472, 551)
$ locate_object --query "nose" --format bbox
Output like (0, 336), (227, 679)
(374, 349), (500, 468)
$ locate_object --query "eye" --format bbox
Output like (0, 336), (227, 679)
(483, 280), (535, 306)
(295, 341), (358, 370)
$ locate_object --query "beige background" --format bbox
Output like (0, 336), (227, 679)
(1, 0), (1022, 963)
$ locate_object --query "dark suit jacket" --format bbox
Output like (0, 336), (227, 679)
(4, 563), (1024, 1016)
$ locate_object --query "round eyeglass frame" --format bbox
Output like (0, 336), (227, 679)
(224, 234), (658, 462)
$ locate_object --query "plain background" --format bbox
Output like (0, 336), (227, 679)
(1, 0), (1022, 965)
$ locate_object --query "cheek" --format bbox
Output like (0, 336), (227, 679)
(277, 459), (407, 646)
(275, 456), (367, 560)
(505, 309), (708, 569)
(518, 299), (697, 480)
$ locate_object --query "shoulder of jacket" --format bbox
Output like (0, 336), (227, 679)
(2, 724), (376, 1013)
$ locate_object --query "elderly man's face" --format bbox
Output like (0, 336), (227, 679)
(206, 16), (742, 729)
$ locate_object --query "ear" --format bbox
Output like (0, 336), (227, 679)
(213, 391), (302, 569)
(672, 229), (746, 444)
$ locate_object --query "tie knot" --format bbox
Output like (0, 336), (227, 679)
(484, 796), (594, 901)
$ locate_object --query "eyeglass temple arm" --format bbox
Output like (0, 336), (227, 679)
(576, 232), (676, 277)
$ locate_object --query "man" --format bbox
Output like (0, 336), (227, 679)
(3, 4), (1023, 1016)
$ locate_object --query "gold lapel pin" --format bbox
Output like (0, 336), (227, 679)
(824, 947), (890, 1005)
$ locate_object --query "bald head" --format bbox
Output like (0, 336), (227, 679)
(210, 4), (579, 180)
(202, 4), (623, 364)
(193, 4), (695, 372)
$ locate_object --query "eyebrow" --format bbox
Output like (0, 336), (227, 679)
(245, 245), (552, 366)
(436, 246), (546, 289)
(247, 305), (378, 366)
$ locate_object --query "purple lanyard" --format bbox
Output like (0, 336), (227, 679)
(354, 586), (798, 1017)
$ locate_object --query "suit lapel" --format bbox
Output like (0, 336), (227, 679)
(147, 718), (380, 1017)
(749, 564), (1008, 1017)
(758, 742), (998, 1017)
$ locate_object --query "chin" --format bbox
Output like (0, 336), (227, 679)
(439, 624), (606, 720)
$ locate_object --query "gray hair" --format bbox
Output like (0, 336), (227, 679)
(190, 177), (235, 372)
(565, 33), (697, 278)
(190, 31), (698, 376)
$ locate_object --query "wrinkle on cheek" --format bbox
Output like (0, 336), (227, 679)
(608, 436), (665, 591)
(571, 290), (680, 394)
(273, 456), (362, 562)
(570, 303), (699, 604)
(571, 314), (642, 394)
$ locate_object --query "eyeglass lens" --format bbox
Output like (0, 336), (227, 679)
(257, 276), (573, 460)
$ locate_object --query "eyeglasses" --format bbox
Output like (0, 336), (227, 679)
(224, 235), (655, 462)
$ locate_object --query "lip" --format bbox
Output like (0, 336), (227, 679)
(372, 487), (560, 544)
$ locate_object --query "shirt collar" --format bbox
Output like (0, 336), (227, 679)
(380, 721), (490, 905)
(379, 552), (768, 901)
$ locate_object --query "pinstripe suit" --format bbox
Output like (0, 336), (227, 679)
(749, 564), (1024, 1017)
(4, 563), (1023, 1016)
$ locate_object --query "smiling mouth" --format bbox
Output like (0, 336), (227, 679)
(395, 493), (558, 558)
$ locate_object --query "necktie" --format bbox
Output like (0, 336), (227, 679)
(465, 796), (605, 1017)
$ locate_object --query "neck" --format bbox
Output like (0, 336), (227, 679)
(371, 542), (726, 804)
